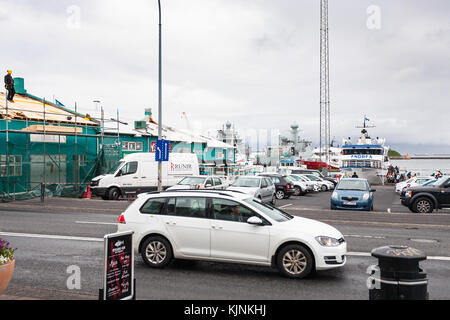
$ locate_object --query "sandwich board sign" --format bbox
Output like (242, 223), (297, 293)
(100, 231), (135, 300)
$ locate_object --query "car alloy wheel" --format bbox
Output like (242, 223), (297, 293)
(141, 236), (172, 268)
(414, 198), (433, 214)
(146, 241), (167, 264)
(277, 244), (313, 279)
(294, 186), (301, 196)
(321, 185), (327, 191)
(283, 250), (307, 275)
(276, 190), (285, 200)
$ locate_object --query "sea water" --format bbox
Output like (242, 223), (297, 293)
(390, 159), (450, 176)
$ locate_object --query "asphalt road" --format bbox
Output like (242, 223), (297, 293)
(1, 186), (449, 300)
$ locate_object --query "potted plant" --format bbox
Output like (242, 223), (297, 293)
(0, 238), (16, 296)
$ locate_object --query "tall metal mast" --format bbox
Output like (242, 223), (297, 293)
(319, 0), (330, 167)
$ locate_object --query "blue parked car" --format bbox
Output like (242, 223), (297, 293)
(330, 178), (375, 211)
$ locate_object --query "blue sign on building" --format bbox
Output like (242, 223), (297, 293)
(155, 140), (170, 162)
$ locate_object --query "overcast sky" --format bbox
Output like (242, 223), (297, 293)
(1, 0), (449, 153)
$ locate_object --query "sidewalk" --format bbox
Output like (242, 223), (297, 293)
(1, 285), (97, 300)
(0, 197), (131, 214)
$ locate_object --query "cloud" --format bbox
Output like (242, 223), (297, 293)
(0, 0), (449, 151)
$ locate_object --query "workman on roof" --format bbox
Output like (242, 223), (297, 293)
(4, 70), (15, 103)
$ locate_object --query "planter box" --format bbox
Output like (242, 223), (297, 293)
(0, 259), (15, 296)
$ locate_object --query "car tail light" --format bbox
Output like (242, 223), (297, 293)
(118, 214), (126, 224)
(286, 184), (290, 190)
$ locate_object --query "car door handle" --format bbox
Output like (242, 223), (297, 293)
(165, 221), (177, 226)
(141, 177), (147, 179)
(211, 225), (223, 230)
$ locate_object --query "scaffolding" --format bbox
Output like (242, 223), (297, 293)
(0, 92), (123, 202)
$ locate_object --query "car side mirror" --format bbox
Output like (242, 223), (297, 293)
(370, 189), (376, 192)
(205, 183), (212, 187)
(247, 216), (264, 226)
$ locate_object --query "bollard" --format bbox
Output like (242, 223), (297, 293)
(369, 245), (428, 300)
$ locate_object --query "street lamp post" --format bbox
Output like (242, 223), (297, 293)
(157, 0), (163, 191)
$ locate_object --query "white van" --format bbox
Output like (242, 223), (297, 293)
(90, 152), (199, 200)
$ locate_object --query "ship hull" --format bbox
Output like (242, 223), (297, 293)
(298, 160), (339, 171)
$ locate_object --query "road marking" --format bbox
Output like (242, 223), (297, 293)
(76, 221), (118, 226)
(285, 206), (450, 216)
(344, 234), (386, 239)
(0, 232), (103, 242)
(278, 204), (293, 209)
(1, 233), (450, 261)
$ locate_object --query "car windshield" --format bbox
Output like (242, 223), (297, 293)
(337, 180), (368, 191)
(289, 175), (301, 181)
(284, 176), (296, 183)
(244, 199), (293, 222)
(107, 161), (124, 174)
(231, 178), (260, 188)
(434, 176), (450, 187)
(306, 175), (320, 181)
(178, 177), (206, 185)
(312, 172), (324, 178)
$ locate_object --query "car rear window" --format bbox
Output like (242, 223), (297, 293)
(140, 198), (166, 215)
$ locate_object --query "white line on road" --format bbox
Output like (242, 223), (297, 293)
(344, 234), (386, 239)
(0, 232), (103, 242)
(1, 232), (450, 262)
(278, 204), (293, 209)
(76, 221), (118, 226)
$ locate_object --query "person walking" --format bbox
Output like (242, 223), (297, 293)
(4, 70), (15, 102)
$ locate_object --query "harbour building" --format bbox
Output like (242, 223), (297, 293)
(0, 77), (235, 200)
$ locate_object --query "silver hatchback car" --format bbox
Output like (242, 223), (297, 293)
(227, 176), (276, 204)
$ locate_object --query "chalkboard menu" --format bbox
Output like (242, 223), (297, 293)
(102, 231), (134, 300)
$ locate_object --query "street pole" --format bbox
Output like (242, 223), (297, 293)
(157, 0), (163, 191)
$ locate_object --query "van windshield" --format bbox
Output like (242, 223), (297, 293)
(108, 161), (124, 174)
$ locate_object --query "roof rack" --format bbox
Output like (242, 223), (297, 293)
(145, 189), (249, 197)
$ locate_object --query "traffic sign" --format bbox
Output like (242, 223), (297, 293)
(155, 139), (170, 162)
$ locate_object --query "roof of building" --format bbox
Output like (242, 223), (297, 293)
(104, 118), (235, 149)
(0, 92), (98, 126)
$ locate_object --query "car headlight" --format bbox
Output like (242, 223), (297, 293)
(362, 193), (370, 200)
(315, 236), (341, 247)
(332, 191), (338, 199)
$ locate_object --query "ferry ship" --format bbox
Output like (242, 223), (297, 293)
(340, 117), (390, 185)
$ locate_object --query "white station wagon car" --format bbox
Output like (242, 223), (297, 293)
(117, 190), (347, 279)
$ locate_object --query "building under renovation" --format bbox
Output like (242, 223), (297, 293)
(0, 78), (236, 200)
